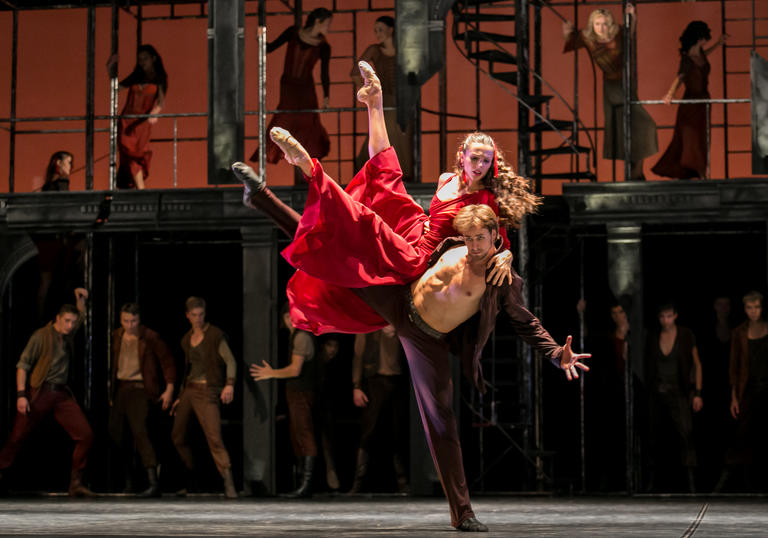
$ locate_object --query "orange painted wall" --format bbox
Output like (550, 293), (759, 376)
(0, 1), (765, 195)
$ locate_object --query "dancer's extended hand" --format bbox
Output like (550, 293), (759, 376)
(353, 388), (368, 408)
(559, 335), (590, 381)
(486, 249), (513, 287)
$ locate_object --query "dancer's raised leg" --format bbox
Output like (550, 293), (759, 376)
(356, 61), (390, 158)
(231, 161), (300, 238)
(269, 127), (314, 177)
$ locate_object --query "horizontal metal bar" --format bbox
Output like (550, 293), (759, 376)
(0, 112), (208, 123)
(15, 128), (109, 135)
(244, 106), (397, 115)
(634, 98), (750, 105)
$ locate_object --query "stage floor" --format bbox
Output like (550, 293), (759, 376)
(0, 496), (766, 536)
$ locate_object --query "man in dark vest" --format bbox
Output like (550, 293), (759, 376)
(645, 302), (703, 493)
(0, 288), (94, 496)
(109, 302), (176, 496)
(171, 296), (237, 498)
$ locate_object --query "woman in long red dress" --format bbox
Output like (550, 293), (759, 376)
(250, 8), (332, 170)
(235, 62), (539, 335)
(109, 45), (168, 189)
(652, 21), (726, 180)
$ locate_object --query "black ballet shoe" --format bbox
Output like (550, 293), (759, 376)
(456, 517), (488, 532)
(231, 162), (265, 208)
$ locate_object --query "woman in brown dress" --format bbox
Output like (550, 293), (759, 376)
(562, 5), (658, 180)
(350, 16), (414, 181)
(251, 8), (333, 169)
(652, 21), (726, 180)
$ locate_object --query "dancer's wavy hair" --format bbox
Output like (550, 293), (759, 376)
(120, 44), (168, 94)
(453, 132), (541, 229)
(679, 21), (711, 54)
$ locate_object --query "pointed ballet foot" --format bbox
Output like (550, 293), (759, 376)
(231, 161), (265, 208)
(269, 127), (313, 176)
(356, 60), (383, 108)
(456, 517), (488, 532)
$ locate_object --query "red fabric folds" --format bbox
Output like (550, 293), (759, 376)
(283, 146), (510, 335)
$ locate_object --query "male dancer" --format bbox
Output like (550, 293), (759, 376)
(233, 63), (589, 532)
(0, 288), (94, 496)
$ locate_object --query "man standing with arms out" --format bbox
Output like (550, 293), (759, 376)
(645, 303), (703, 493)
(171, 297), (237, 498)
(109, 302), (176, 497)
(0, 288), (94, 496)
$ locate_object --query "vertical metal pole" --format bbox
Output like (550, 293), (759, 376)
(9, 9), (18, 193)
(106, 236), (115, 406)
(721, 0), (730, 178)
(173, 118), (178, 188)
(439, 42), (447, 171)
(109, 1), (120, 190)
(84, 233), (94, 409)
(516, 0), (530, 178)
(533, 1), (542, 192)
(86, 2), (96, 190)
(706, 103), (711, 179)
(137, 3), (143, 46)
(622, 0), (632, 182)
(258, 3), (266, 181)
(578, 240), (586, 492)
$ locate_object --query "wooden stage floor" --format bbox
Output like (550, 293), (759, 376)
(0, 495), (766, 536)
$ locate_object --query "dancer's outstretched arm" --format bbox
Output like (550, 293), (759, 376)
(356, 61), (390, 158)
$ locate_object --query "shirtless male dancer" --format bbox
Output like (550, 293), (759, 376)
(232, 62), (589, 532)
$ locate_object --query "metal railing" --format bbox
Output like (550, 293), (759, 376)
(629, 97), (752, 180)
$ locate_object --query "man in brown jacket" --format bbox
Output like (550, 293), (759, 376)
(109, 302), (176, 497)
(0, 288), (94, 496)
(171, 296), (237, 498)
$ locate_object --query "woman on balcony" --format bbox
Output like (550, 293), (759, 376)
(652, 21), (726, 180)
(109, 45), (167, 190)
(250, 8), (333, 175)
(562, 4), (658, 181)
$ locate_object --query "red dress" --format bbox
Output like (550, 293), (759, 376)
(283, 147), (510, 335)
(251, 27), (331, 165)
(118, 83), (159, 183)
(652, 54), (710, 179)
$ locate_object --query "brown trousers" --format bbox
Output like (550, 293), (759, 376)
(171, 384), (231, 474)
(0, 384), (93, 474)
(108, 382), (156, 468)
(285, 387), (317, 458)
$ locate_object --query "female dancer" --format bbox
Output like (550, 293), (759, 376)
(350, 15), (414, 181)
(234, 62), (538, 335)
(250, 8), (333, 169)
(652, 21), (726, 180)
(42, 151), (73, 191)
(562, 4), (658, 180)
(109, 45), (168, 189)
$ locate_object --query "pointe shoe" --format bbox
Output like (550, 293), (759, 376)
(269, 127), (312, 173)
(356, 61), (383, 108)
(457, 517), (488, 532)
(231, 162), (265, 208)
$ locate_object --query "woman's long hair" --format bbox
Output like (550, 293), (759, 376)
(120, 44), (168, 94)
(583, 9), (619, 43)
(44, 150), (73, 185)
(304, 7), (332, 29)
(679, 21), (711, 54)
(453, 132), (541, 229)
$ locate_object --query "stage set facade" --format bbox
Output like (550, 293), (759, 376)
(0, 0), (767, 499)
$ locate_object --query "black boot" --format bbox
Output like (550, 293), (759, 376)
(69, 470), (95, 497)
(457, 517), (488, 532)
(346, 449), (368, 495)
(284, 456), (314, 498)
(139, 467), (161, 498)
(122, 458), (135, 494)
(222, 468), (238, 499)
